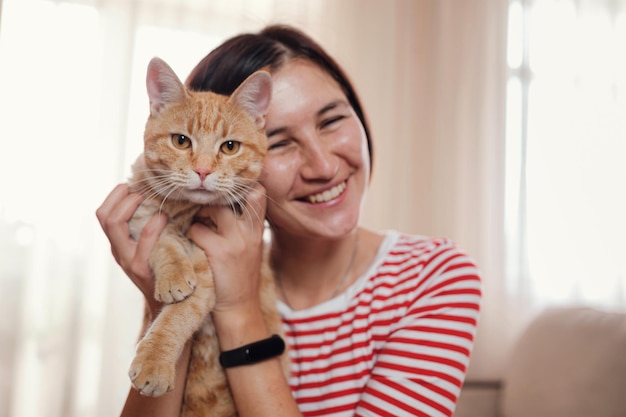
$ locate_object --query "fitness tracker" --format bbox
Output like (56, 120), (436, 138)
(219, 334), (286, 368)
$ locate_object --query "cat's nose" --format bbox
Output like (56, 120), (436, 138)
(195, 168), (212, 181)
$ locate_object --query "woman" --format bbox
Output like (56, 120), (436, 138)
(96, 24), (482, 417)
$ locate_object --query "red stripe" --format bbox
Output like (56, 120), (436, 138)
(303, 402), (358, 417)
(381, 348), (467, 372)
(291, 368), (370, 390)
(390, 337), (471, 356)
(403, 325), (475, 340)
(422, 274), (481, 297)
(407, 302), (481, 321)
(297, 387), (362, 404)
(363, 379), (452, 416)
(376, 378), (454, 416)
(416, 379), (458, 403)
(290, 351), (375, 378)
(376, 361), (463, 387)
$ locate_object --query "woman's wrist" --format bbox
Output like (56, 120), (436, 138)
(212, 303), (271, 351)
(145, 297), (164, 321)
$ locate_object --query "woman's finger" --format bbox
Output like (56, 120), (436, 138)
(96, 183), (131, 229)
(209, 183), (268, 236)
(131, 212), (168, 274)
(103, 192), (144, 249)
(241, 183), (267, 230)
(140, 212), (168, 246)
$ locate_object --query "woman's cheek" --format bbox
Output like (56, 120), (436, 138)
(260, 153), (300, 201)
(337, 121), (368, 167)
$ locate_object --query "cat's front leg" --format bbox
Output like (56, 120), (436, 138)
(150, 235), (198, 303)
(130, 261), (216, 397)
(128, 331), (179, 396)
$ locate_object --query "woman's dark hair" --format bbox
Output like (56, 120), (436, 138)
(186, 24), (373, 169)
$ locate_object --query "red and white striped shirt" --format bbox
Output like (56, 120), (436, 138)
(278, 231), (482, 417)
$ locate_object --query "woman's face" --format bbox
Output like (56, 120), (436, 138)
(260, 59), (371, 240)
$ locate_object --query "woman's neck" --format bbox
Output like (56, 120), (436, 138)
(270, 229), (361, 310)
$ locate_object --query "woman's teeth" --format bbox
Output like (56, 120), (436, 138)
(307, 181), (346, 203)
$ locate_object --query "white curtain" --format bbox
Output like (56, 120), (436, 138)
(1, 0), (624, 416)
(507, 0), (626, 308)
(497, 0), (626, 377)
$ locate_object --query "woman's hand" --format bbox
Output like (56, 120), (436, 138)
(95, 183), (168, 315)
(187, 184), (268, 317)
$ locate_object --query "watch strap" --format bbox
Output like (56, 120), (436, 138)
(219, 334), (286, 368)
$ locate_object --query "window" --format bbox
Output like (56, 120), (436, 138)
(505, 0), (626, 307)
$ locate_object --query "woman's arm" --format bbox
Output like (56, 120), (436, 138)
(211, 306), (301, 417)
(355, 241), (482, 417)
(97, 184), (188, 416)
(187, 185), (302, 417)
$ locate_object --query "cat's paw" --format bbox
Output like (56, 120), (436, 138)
(129, 356), (176, 397)
(154, 267), (197, 304)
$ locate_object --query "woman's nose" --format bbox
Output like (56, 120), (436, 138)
(300, 137), (338, 181)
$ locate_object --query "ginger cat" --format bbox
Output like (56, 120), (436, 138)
(127, 57), (286, 417)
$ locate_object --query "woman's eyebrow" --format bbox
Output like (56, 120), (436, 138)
(317, 100), (348, 116)
(266, 100), (349, 138)
(267, 126), (287, 138)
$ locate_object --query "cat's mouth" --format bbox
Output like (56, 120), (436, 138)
(185, 188), (223, 204)
(302, 181), (347, 204)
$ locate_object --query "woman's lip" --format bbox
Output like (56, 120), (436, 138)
(300, 180), (348, 204)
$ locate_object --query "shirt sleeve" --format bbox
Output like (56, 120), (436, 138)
(355, 240), (482, 417)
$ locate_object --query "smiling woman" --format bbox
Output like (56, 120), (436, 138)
(0, 1), (515, 416)
(96, 24), (482, 417)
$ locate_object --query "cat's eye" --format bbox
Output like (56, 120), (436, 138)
(220, 140), (240, 155)
(171, 134), (191, 149)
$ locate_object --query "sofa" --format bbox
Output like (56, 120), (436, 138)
(454, 306), (626, 417)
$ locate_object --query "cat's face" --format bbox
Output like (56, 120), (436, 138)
(140, 58), (271, 206)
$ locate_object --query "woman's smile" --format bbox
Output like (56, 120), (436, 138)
(299, 180), (347, 204)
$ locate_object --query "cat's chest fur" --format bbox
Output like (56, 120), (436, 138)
(128, 155), (202, 241)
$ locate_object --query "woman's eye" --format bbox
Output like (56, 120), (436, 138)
(268, 139), (290, 150)
(171, 134), (191, 149)
(320, 115), (345, 129)
(220, 140), (241, 155)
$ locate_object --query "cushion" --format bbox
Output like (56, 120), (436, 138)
(501, 306), (626, 417)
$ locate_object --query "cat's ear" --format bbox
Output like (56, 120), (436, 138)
(146, 57), (187, 116)
(229, 70), (272, 130)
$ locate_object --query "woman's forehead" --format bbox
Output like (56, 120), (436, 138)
(266, 60), (346, 122)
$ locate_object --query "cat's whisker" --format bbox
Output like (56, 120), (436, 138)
(224, 181), (284, 229)
(241, 202), (260, 227)
(229, 181), (257, 195)
(262, 191), (291, 228)
(158, 185), (185, 214)
(137, 185), (172, 206)
(134, 174), (172, 189)
(224, 186), (266, 227)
